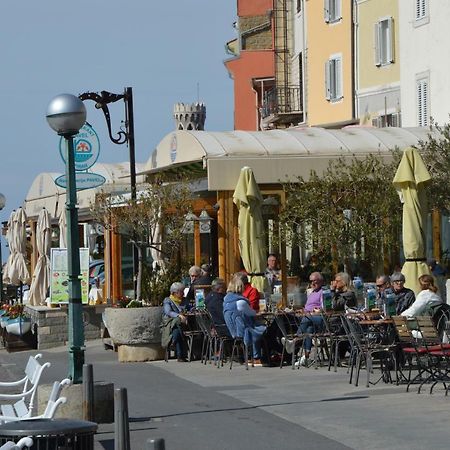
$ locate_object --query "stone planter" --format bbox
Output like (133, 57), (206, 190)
(103, 306), (164, 362)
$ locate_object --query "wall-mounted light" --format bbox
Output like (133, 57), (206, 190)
(198, 209), (212, 234)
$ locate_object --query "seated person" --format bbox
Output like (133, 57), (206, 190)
(390, 272), (415, 315)
(330, 272), (357, 311)
(375, 275), (391, 308)
(265, 254), (281, 293)
(235, 271), (260, 312)
(205, 278), (229, 336)
(200, 263), (214, 285)
(161, 282), (191, 362)
(282, 272), (325, 366)
(223, 273), (267, 365)
(185, 265), (212, 302)
(401, 274), (442, 318)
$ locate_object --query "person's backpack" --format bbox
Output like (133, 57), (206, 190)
(429, 302), (450, 340)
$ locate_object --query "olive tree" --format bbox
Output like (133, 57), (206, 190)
(279, 152), (403, 279)
(91, 175), (192, 303)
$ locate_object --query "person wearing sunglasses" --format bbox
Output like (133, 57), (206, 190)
(390, 272), (415, 315)
(375, 275), (392, 308)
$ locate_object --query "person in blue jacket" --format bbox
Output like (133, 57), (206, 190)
(223, 273), (266, 365)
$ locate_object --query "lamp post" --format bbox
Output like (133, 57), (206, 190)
(78, 88), (138, 297)
(46, 94), (86, 384)
(0, 193), (5, 302)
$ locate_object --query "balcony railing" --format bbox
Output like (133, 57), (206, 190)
(261, 86), (303, 119)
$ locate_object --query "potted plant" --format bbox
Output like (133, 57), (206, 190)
(3, 304), (32, 336)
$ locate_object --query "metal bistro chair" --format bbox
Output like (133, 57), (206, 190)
(343, 315), (395, 388)
(195, 310), (216, 364)
(183, 312), (203, 362)
(274, 310), (302, 369)
(214, 324), (233, 368)
(321, 312), (348, 372)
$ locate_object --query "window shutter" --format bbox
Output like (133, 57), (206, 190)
(336, 0), (341, 21)
(422, 81), (429, 126)
(387, 17), (394, 63)
(335, 58), (342, 99)
(374, 22), (381, 66)
(324, 0), (330, 23)
(325, 60), (331, 100)
(416, 0), (426, 20)
(417, 79), (429, 127)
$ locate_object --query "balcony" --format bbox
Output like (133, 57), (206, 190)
(260, 86), (304, 128)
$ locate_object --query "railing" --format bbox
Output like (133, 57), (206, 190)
(261, 86), (303, 119)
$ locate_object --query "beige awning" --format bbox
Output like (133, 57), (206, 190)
(143, 126), (439, 190)
(23, 162), (145, 221)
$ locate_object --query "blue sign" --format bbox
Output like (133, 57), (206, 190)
(59, 123), (100, 171)
(55, 172), (106, 191)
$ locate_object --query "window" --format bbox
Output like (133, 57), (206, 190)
(324, 0), (341, 23)
(416, 0), (427, 20)
(325, 55), (342, 101)
(371, 113), (401, 128)
(374, 18), (394, 66)
(417, 78), (429, 127)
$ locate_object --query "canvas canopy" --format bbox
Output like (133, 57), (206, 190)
(143, 126), (438, 190)
(23, 162), (145, 221)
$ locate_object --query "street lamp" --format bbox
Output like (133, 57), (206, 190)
(0, 192), (5, 302)
(46, 93), (86, 384)
(78, 88), (138, 297)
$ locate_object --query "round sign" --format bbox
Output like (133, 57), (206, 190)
(59, 122), (100, 171)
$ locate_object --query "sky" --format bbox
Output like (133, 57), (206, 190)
(0, 1), (236, 260)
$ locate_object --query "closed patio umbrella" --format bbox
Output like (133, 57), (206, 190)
(58, 210), (67, 248)
(2, 209), (16, 285)
(233, 166), (267, 293)
(3, 208), (30, 288)
(29, 208), (51, 305)
(393, 147), (431, 294)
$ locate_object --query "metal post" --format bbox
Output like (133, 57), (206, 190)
(146, 438), (165, 450)
(82, 364), (94, 421)
(114, 388), (130, 450)
(65, 134), (85, 384)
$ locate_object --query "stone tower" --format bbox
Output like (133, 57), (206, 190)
(173, 102), (206, 130)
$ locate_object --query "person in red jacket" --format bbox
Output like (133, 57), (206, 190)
(236, 271), (260, 312)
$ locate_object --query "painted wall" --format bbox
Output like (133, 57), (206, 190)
(225, 51), (275, 130)
(306, 0), (354, 126)
(356, 0), (400, 124)
(399, 1), (450, 126)
(238, 0), (273, 16)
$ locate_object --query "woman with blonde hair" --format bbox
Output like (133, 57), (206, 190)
(223, 273), (266, 365)
(401, 274), (442, 318)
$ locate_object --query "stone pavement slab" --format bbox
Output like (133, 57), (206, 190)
(0, 341), (449, 449)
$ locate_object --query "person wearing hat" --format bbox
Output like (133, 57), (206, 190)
(390, 272), (415, 315)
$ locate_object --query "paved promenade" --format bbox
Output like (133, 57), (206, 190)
(0, 341), (449, 449)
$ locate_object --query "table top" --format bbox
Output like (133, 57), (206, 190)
(0, 418), (97, 436)
(359, 318), (394, 326)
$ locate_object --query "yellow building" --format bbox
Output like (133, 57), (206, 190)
(306, 0), (355, 127)
(355, 0), (401, 127)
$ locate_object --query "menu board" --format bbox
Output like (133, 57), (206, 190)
(50, 248), (90, 304)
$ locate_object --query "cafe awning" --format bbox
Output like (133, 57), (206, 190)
(24, 162), (145, 221)
(143, 126), (439, 190)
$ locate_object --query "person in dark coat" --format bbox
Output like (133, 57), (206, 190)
(186, 265), (213, 302)
(390, 272), (415, 315)
(205, 278), (227, 327)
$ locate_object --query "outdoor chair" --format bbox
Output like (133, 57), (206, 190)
(0, 378), (71, 424)
(195, 310), (216, 364)
(0, 437), (33, 450)
(321, 312), (348, 372)
(183, 313), (203, 362)
(0, 354), (51, 418)
(343, 316), (395, 388)
(274, 311), (302, 369)
(213, 324), (233, 369)
(414, 316), (450, 394)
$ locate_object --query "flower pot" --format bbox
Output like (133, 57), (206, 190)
(0, 316), (9, 328)
(6, 317), (32, 336)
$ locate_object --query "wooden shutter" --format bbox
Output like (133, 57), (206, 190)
(335, 58), (342, 99)
(325, 60), (331, 100)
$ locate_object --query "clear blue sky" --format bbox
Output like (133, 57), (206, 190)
(0, 1), (236, 260)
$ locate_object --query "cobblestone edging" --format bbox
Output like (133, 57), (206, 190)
(25, 305), (106, 350)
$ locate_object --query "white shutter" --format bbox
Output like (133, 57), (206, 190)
(387, 17), (394, 63)
(417, 79), (429, 127)
(325, 60), (331, 100)
(416, 0), (426, 20)
(324, 0), (330, 23)
(374, 22), (381, 66)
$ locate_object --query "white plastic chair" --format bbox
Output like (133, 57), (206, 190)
(0, 378), (71, 424)
(0, 354), (51, 418)
(0, 437), (33, 450)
